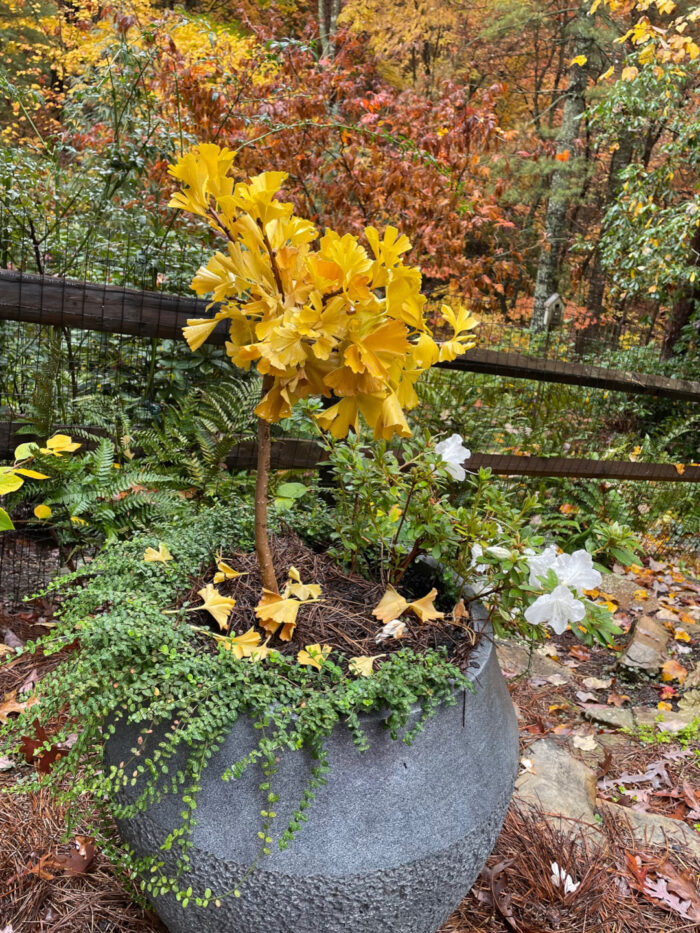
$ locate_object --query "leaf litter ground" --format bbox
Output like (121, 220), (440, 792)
(0, 549), (698, 931)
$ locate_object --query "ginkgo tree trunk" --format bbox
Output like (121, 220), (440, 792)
(255, 375), (278, 593)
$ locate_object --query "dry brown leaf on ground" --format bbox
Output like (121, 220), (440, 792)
(0, 690), (38, 723)
(639, 859), (700, 922)
(661, 659), (688, 683)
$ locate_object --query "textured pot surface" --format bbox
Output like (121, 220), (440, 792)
(104, 611), (518, 933)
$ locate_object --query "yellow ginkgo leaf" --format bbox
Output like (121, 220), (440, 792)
(297, 644), (332, 670)
(144, 543), (174, 563)
(408, 588), (445, 623)
(33, 504), (52, 520)
(372, 585), (409, 624)
(224, 626), (261, 660)
(285, 567), (322, 601)
(40, 434), (81, 456)
(255, 589), (302, 641)
(195, 584), (236, 631)
(248, 637), (272, 663)
(348, 654), (385, 677)
(570, 54), (588, 66)
(213, 559), (244, 584)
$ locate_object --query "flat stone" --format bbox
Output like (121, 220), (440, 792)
(514, 738), (601, 844)
(597, 800), (700, 861)
(601, 573), (641, 610)
(678, 667), (700, 718)
(582, 704), (695, 735)
(568, 732), (629, 767)
(496, 642), (572, 683)
(619, 615), (669, 672)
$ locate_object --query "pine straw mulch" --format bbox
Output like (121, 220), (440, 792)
(182, 533), (480, 671)
(0, 785), (167, 933)
(1, 783), (697, 933)
(440, 803), (700, 933)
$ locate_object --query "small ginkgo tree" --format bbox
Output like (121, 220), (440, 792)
(169, 143), (477, 603)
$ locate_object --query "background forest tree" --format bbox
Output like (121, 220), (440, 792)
(0, 0), (697, 359)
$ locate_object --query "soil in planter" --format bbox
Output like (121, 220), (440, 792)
(181, 533), (481, 673)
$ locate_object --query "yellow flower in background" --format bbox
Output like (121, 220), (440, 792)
(40, 434), (81, 456)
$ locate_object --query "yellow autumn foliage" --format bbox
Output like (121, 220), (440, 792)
(169, 143), (478, 441)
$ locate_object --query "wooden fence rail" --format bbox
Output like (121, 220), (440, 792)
(2, 424), (699, 483)
(2, 270), (700, 403)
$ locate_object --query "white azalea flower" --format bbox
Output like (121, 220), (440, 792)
(434, 433), (471, 481)
(550, 861), (580, 895)
(527, 545), (559, 587)
(486, 545), (512, 560)
(470, 544), (488, 573)
(375, 619), (407, 642)
(524, 585), (585, 635)
(551, 549), (601, 595)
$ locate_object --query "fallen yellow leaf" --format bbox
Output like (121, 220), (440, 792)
(349, 655), (385, 677)
(195, 584), (236, 631)
(674, 629), (691, 643)
(40, 434), (81, 456)
(661, 659), (687, 684)
(255, 590), (302, 641)
(213, 559), (244, 584)
(408, 588), (444, 623)
(297, 644), (332, 670)
(224, 627), (262, 660)
(144, 543), (174, 563)
(372, 585), (409, 623)
(286, 567), (322, 601)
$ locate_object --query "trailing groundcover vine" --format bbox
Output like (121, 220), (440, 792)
(0, 502), (467, 908)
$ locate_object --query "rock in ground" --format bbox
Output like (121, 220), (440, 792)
(597, 800), (700, 861)
(496, 642), (572, 683)
(582, 703), (696, 735)
(619, 615), (669, 672)
(514, 738), (602, 844)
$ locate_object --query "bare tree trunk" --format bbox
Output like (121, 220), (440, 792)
(531, 23), (589, 332)
(255, 376), (278, 593)
(575, 135), (634, 353)
(661, 225), (700, 360)
(318, 0), (341, 59)
(318, 0), (330, 58)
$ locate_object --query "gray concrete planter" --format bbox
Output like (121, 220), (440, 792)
(104, 607), (518, 933)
